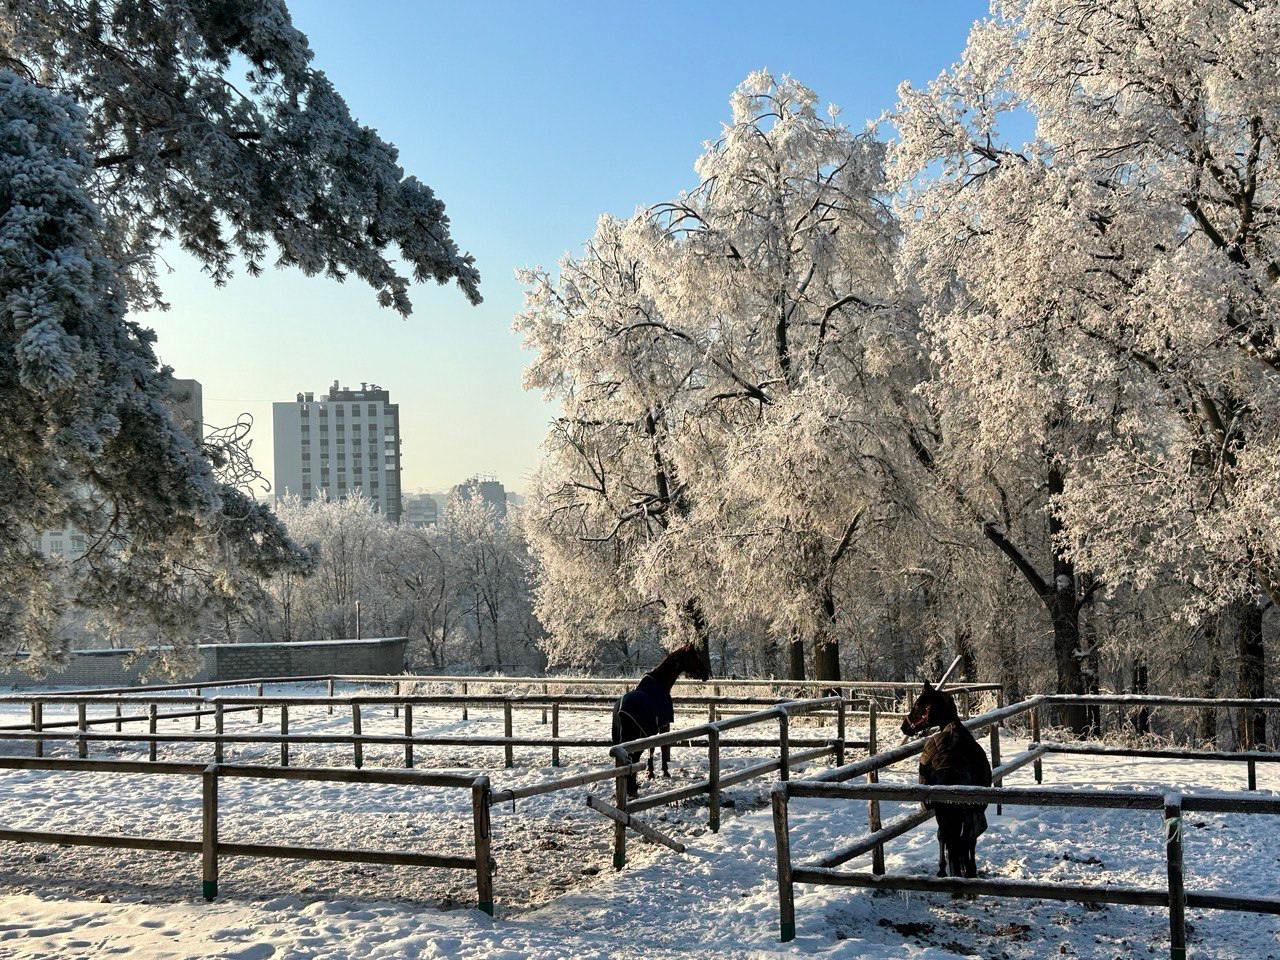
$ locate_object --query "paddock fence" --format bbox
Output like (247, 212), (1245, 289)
(772, 694), (1280, 959)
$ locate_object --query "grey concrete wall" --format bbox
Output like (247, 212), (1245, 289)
(0, 637), (407, 689)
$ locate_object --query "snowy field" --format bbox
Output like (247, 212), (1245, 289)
(0, 684), (1273, 959)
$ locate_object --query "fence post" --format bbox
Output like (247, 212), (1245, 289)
(194, 688), (202, 729)
(551, 701), (560, 768)
(542, 683), (548, 725)
(778, 711), (790, 781)
(613, 753), (628, 870)
(1031, 704), (1043, 784)
(202, 764), (219, 901)
(868, 700), (884, 875)
(327, 678), (335, 715)
(404, 703), (414, 768)
(393, 681), (401, 719)
(77, 702), (88, 758)
(989, 721), (1003, 816)
(1164, 794), (1186, 960)
(471, 778), (494, 915)
(772, 784), (796, 943)
(708, 727), (721, 833)
(351, 703), (364, 768)
(461, 682), (469, 721)
(835, 697), (846, 766)
(32, 703), (43, 759)
(503, 700), (514, 769)
(115, 700), (123, 733)
(148, 703), (158, 761)
(214, 704), (225, 763)
(280, 705), (289, 767)
(256, 683), (264, 723)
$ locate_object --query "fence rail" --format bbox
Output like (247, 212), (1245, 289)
(771, 694), (1280, 958)
(0, 756), (494, 913)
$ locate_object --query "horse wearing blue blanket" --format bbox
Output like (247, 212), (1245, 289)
(611, 644), (712, 798)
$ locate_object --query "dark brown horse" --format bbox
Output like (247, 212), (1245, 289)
(901, 681), (992, 878)
(611, 644), (711, 798)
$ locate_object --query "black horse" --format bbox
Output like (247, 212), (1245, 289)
(611, 644), (712, 798)
(901, 681), (992, 878)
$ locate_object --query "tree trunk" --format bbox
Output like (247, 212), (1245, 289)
(1235, 595), (1266, 748)
(813, 637), (841, 682)
(1198, 613), (1221, 745)
(788, 635), (806, 681)
(1130, 657), (1150, 736)
(1047, 580), (1090, 735)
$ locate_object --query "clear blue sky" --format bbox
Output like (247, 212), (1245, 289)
(145, 0), (989, 495)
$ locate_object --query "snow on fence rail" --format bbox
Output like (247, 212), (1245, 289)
(0, 756), (497, 913)
(772, 694), (1280, 958)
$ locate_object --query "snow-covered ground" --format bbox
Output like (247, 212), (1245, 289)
(0, 684), (1273, 958)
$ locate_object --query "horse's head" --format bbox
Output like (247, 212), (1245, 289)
(674, 643), (712, 682)
(900, 681), (959, 737)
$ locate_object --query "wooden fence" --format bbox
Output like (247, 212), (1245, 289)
(0, 755), (495, 913)
(771, 694), (1280, 958)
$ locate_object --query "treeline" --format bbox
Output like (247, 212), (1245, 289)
(231, 495), (543, 673)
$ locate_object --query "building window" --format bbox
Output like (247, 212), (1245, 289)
(352, 405), (361, 417)
(335, 406), (344, 418)
(352, 423), (362, 433)
(367, 404), (377, 416)
(300, 423), (310, 434)
(318, 406), (328, 418)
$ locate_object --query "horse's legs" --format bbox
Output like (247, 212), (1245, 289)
(966, 839), (978, 878)
(936, 827), (947, 877)
(647, 747), (655, 780)
(661, 743), (671, 777)
(626, 750), (641, 799)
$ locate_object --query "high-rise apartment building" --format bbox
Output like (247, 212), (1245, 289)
(273, 381), (403, 521)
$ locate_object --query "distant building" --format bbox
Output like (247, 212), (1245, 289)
(273, 381), (403, 522)
(40, 377), (205, 559)
(402, 492), (439, 528)
(451, 474), (507, 518)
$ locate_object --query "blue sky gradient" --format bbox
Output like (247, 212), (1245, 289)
(145, 1), (989, 494)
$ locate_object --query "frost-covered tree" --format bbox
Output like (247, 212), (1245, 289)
(890, 0), (1280, 735)
(0, 1), (478, 671)
(520, 73), (910, 680)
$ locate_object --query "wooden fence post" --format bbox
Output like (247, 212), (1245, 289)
(835, 697), (846, 766)
(393, 681), (401, 719)
(708, 727), (721, 833)
(471, 778), (494, 915)
(1248, 757), (1257, 791)
(613, 754), (628, 870)
(461, 682), (468, 721)
(551, 701), (560, 768)
(280, 705), (289, 767)
(202, 764), (219, 901)
(256, 683), (264, 723)
(214, 704), (225, 763)
(77, 703), (88, 758)
(990, 722), (1003, 815)
(503, 700), (514, 769)
(115, 700), (123, 733)
(1031, 704), (1043, 784)
(404, 703), (414, 768)
(868, 700), (884, 875)
(194, 688), (201, 729)
(1164, 795), (1186, 960)
(351, 703), (363, 769)
(541, 683), (548, 725)
(32, 703), (42, 759)
(778, 711), (790, 781)
(148, 703), (158, 761)
(772, 786), (796, 943)
(327, 678), (335, 715)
